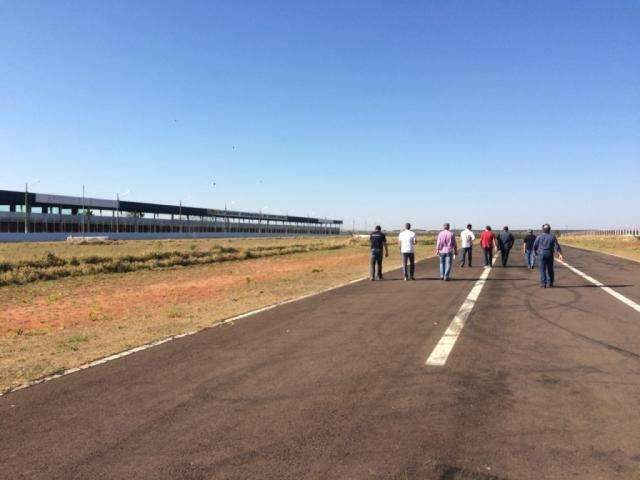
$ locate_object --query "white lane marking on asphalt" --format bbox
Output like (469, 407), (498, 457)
(558, 259), (640, 314)
(426, 255), (496, 366)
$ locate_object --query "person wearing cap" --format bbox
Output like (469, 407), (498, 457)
(459, 224), (475, 268)
(497, 226), (515, 267)
(479, 225), (498, 268)
(398, 222), (417, 280)
(533, 223), (564, 288)
(436, 222), (458, 281)
(523, 229), (537, 269)
(369, 225), (389, 280)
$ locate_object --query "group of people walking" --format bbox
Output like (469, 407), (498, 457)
(369, 223), (563, 288)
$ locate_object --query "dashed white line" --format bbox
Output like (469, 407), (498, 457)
(558, 259), (640, 313)
(426, 256), (495, 366)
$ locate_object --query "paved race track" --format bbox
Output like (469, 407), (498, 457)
(2, 245), (640, 479)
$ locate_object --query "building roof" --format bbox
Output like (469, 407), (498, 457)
(0, 189), (342, 224)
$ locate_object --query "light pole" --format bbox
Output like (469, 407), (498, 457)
(81, 185), (86, 238)
(259, 206), (268, 234)
(24, 180), (40, 234)
(115, 190), (129, 233)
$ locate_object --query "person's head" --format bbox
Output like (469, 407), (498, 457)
(374, 225), (381, 232)
(503, 226), (509, 231)
(466, 224), (472, 230)
(528, 229), (533, 234)
(443, 223), (450, 230)
(486, 225), (492, 231)
(405, 222), (411, 230)
(542, 223), (551, 234)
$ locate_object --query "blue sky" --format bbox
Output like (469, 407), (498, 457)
(1, 1), (638, 230)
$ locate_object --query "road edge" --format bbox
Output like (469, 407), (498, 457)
(1, 255), (436, 397)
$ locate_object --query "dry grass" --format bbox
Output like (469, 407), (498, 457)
(0, 235), (433, 393)
(0, 241), (349, 286)
(561, 235), (640, 262)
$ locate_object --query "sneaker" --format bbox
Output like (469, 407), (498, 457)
(460, 264), (464, 268)
(540, 284), (546, 288)
(404, 277), (408, 281)
(549, 283), (554, 288)
(410, 276), (416, 281)
(378, 275), (384, 280)
(370, 277), (375, 281)
(444, 277), (450, 281)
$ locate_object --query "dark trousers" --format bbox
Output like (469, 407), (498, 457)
(460, 246), (472, 266)
(483, 247), (493, 266)
(370, 249), (383, 278)
(539, 253), (555, 286)
(500, 247), (511, 267)
(402, 252), (415, 279)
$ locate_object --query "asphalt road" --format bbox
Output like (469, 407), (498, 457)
(1, 245), (640, 480)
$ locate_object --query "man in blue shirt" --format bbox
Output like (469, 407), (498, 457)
(533, 224), (564, 288)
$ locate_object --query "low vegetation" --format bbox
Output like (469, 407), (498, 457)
(561, 235), (640, 262)
(0, 241), (349, 286)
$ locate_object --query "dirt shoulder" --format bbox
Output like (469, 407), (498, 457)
(0, 240), (431, 393)
(560, 235), (640, 263)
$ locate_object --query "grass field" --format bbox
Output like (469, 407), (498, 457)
(0, 235), (434, 393)
(561, 235), (640, 262)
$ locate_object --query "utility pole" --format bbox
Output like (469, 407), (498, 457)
(81, 185), (86, 237)
(24, 183), (28, 234)
(116, 192), (120, 233)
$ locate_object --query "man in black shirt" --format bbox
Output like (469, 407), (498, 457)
(522, 229), (537, 269)
(369, 225), (389, 280)
(497, 226), (515, 267)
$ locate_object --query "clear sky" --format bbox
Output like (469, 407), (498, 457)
(1, 1), (638, 230)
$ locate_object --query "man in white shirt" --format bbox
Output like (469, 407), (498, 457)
(459, 223), (475, 268)
(398, 222), (417, 281)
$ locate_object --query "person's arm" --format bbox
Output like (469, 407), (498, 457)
(434, 233), (441, 256)
(533, 236), (540, 255)
(555, 236), (563, 260)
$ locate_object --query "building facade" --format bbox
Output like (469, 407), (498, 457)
(0, 190), (342, 239)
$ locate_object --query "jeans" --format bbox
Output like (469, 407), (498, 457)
(500, 247), (511, 267)
(439, 252), (453, 279)
(460, 246), (472, 266)
(524, 249), (535, 268)
(370, 249), (383, 279)
(402, 252), (415, 279)
(539, 253), (555, 286)
(483, 247), (493, 266)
